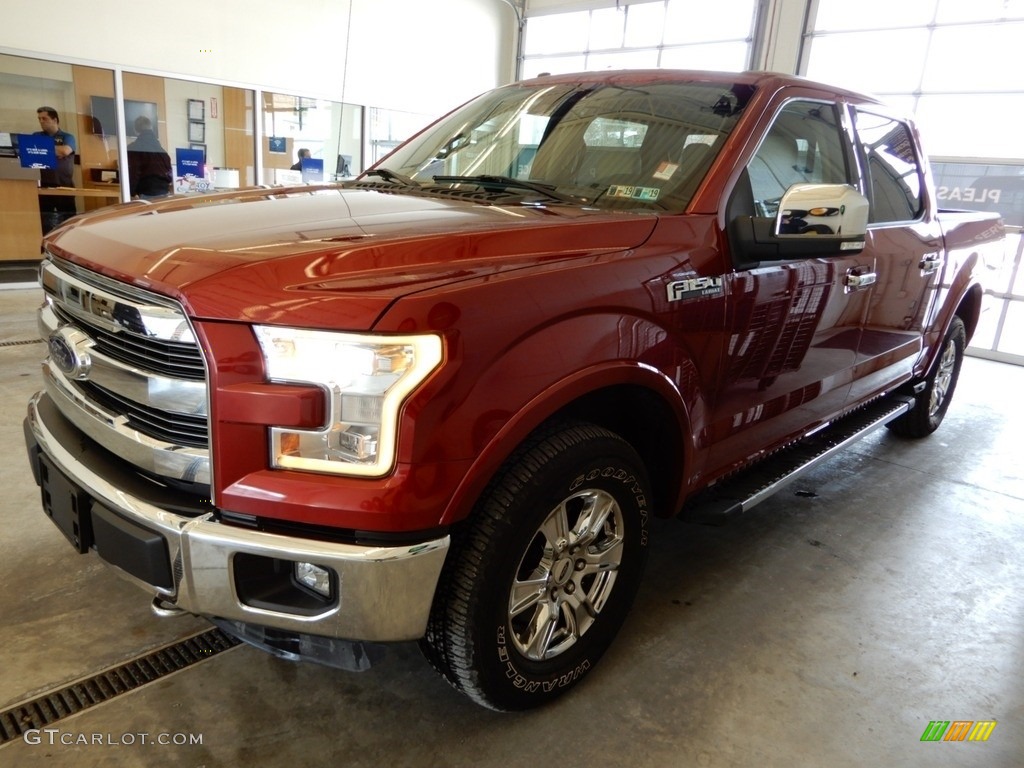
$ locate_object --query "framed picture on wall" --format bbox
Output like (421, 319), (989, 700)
(188, 120), (205, 143)
(190, 143), (206, 159)
(188, 99), (205, 121)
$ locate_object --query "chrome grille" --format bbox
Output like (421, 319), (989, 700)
(79, 381), (208, 448)
(39, 257), (211, 484)
(52, 303), (205, 381)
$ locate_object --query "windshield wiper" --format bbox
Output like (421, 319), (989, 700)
(431, 175), (576, 204)
(363, 167), (420, 186)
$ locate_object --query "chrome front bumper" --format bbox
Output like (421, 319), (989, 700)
(25, 391), (449, 643)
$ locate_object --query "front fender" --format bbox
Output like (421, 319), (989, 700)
(432, 314), (699, 526)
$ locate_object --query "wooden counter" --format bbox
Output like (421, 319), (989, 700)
(0, 183), (124, 262)
(0, 178), (43, 262)
(38, 186), (123, 200)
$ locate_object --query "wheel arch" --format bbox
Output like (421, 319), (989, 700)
(438, 366), (691, 528)
(955, 281), (983, 342)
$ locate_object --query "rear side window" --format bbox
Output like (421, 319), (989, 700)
(855, 111), (924, 223)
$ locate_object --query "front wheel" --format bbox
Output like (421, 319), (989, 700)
(421, 422), (651, 711)
(888, 316), (966, 438)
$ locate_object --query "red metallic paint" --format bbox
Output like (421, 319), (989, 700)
(40, 70), (1000, 536)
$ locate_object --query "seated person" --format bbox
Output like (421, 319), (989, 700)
(291, 148), (311, 171)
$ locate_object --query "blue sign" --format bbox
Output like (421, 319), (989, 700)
(300, 158), (324, 183)
(175, 147), (205, 178)
(268, 136), (287, 153)
(16, 133), (56, 169)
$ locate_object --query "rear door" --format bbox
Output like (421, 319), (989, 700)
(847, 109), (943, 402)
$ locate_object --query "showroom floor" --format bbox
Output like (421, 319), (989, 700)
(1, 283), (1021, 767)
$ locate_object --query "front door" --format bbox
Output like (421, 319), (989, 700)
(706, 98), (873, 478)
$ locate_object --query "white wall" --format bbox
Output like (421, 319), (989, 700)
(0, 0), (517, 116)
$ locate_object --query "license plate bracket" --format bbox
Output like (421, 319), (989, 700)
(38, 453), (94, 553)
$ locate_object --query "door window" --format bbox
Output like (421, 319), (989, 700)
(745, 101), (850, 217)
(855, 111), (924, 223)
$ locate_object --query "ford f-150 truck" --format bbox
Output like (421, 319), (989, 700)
(23, 70), (1003, 711)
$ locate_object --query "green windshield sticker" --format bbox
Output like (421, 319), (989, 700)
(606, 185), (660, 201)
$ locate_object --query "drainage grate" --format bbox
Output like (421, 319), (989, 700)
(0, 339), (43, 348)
(0, 627), (241, 744)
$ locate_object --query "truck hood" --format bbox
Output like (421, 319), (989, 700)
(46, 186), (658, 329)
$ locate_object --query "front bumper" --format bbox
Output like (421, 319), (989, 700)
(24, 391), (449, 643)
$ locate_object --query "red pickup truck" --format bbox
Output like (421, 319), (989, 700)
(24, 70), (1003, 711)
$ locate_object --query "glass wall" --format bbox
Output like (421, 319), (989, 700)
(0, 56), (115, 260)
(0, 51), (264, 266)
(522, 0), (759, 78)
(260, 92), (363, 186)
(367, 107), (434, 167)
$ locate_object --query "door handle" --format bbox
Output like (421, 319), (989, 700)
(844, 270), (877, 289)
(919, 254), (942, 274)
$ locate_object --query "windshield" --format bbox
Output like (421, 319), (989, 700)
(372, 79), (752, 212)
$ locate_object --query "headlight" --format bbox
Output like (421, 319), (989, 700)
(253, 326), (443, 477)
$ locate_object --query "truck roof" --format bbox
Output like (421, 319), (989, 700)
(517, 68), (884, 107)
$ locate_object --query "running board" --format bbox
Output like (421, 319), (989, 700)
(679, 395), (914, 526)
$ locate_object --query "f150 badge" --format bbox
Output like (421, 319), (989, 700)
(666, 276), (724, 302)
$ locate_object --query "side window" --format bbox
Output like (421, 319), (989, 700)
(742, 101), (850, 218)
(855, 111), (923, 223)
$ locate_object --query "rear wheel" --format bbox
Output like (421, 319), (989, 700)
(421, 422), (650, 711)
(888, 316), (966, 438)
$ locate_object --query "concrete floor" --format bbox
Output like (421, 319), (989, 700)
(1, 283), (1022, 767)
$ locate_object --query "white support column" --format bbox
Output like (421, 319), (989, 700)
(750, 0), (814, 75)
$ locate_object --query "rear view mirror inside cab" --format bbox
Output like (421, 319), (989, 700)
(728, 183), (869, 265)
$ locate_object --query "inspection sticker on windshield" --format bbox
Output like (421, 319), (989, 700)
(607, 184), (660, 201)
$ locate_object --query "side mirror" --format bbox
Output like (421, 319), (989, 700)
(776, 183), (868, 241)
(729, 183), (870, 265)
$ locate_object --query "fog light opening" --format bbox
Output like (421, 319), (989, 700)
(294, 561), (332, 598)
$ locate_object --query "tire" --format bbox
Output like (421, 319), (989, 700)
(887, 316), (966, 438)
(421, 422), (651, 711)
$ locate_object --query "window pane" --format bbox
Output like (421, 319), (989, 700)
(625, 2), (666, 48)
(805, 29), (931, 94)
(587, 49), (660, 71)
(0, 55), (104, 244)
(856, 112), (923, 222)
(664, 0), (757, 43)
(936, 0), (1024, 23)
(584, 118), (649, 147)
(747, 102), (849, 217)
(813, 0), (937, 31)
(522, 55), (587, 79)
(660, 42), (749, 71)
(589, 7), (625, 51)
(525, 12), (590, 56)
(261, 93), (361, 185)
(915, 94), (1024, 159)
(922, 22), (1024, 92)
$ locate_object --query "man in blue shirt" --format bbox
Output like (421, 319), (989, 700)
(35, 106), (77, 233)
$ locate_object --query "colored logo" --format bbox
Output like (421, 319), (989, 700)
(920, 720), (997, 742)
(47, 327), (93, 380)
